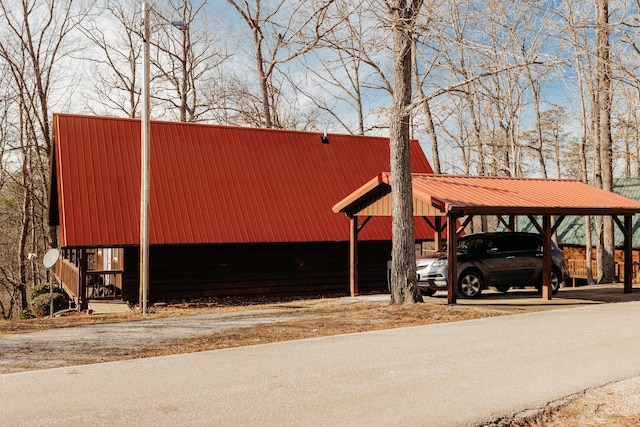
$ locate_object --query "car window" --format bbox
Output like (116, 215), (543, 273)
(487, 236), (513, 253)
(457, 237), (484, 254)
(517, 236), (540, 251)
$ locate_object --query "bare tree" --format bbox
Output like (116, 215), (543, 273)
(612, 85), (640, 178)
(412, 25), (443, 173)
(0, 0), (83, 316)
(438, 0), (488, 178)
(558, 0), (596, 284)
(153, 0), (230, 122)
(297, 1), (390, 134)
(595, 0), (615, 283)
(618, 1), (640, 177)
(224, 0), (334, 128)
(80, 0), (142, 118)
(387, 0), (424, 305)
(493, 1), (556, 178)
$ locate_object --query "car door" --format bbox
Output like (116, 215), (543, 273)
(513, 235), (542, 285)
(482, 235), (518, 285)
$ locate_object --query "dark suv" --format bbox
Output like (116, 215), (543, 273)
(416, 232), (570, 298)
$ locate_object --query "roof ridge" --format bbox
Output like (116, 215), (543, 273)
(53, 112), (392, 141)
(423, 173), (580, 182)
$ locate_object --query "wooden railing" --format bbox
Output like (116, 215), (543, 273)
(55, 259), (80, 304)
(54, 257), (124, 304)
(615, 262), (640, 284)
(86, 270), (123, 299)
(566, 258), (640, 285)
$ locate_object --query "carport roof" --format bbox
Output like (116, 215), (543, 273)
(333, 173), (640, 217)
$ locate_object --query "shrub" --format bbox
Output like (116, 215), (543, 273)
(30, 282), (54, 299)
(29, 283), (66, 317)
(20, 309), (35, 319)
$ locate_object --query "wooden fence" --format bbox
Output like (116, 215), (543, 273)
(566, 258), (640, 286)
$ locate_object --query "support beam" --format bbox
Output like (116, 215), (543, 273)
(358, 216), (372, 232)
(422, 216), (446, 250)
(497, 215), (511, 231)
(551, 216), (567, 235)
(613, 215), (634, 293)
(541, 215), (552, 300)
(79, 249), (88, 310)
(527, 215), (543, 235)
(456, 215), (474, 235)
(349, 216), (359, 296)
(624, 215), (633, 293)
(434, 216), (443, 250)
(447, 213), (459, 304)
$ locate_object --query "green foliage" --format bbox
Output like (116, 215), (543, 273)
(29, 282), (65, 317)
(20, 309), (35, 319)
(30, 282), (54, 299)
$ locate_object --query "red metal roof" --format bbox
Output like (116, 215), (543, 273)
(334, 172), (640, 216)
(412, 174), (640, 215)
(51, 114), (434, 247)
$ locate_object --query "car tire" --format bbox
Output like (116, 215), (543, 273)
(495, 285), (510, 293)
(537, 268), (561, 295)
(420, 288), (437, 297)
(551, 268), (561, 294)
(458, 269), (483, 298)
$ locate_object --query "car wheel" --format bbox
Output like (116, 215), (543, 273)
(458, 269), (483, 298)
(537, 268), (561, 295)
(420, 289), (437, 297)
(551, 268), (561, 295)
(495, 285), (510, 293)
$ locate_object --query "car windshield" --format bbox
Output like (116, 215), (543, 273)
(436, 237), (485, 254)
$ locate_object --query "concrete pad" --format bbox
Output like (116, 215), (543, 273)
(87, 300), (131, 314)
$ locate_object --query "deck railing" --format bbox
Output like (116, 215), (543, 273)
(85, 270), (123, 299)
(55, 259), (80, 304)
(54, 260), (124, 303)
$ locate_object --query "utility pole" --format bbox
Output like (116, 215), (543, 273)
(140, 1), (151, 314)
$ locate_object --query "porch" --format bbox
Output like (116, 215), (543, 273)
(54, 248), (124, 309)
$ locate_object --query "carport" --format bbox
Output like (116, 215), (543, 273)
(333, 173), (640, 304)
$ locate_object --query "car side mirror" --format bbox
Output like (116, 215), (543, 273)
(488, 247), (499, 253)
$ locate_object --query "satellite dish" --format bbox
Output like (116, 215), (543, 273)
(43, 249), (60, 269)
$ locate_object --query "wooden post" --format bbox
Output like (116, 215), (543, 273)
(350, 216), (359, 296)
(434, 216), (442, 250)
(447, 213), (458, 304)
(625, 215), (633, 293)
(541, 215), (552, 300)
(79, 249), (88, 310)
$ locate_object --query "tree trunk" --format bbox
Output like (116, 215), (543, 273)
(580, 129), (594, 285)
(389, 0), (423, 305)
(596, 0), (615, 283)
(18, 177), (31, 311)
(253, 26), (272, 128)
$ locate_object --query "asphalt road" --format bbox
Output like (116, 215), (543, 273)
(3, 301), (640, 426)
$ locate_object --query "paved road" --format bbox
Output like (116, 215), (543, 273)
(3, 301), (640, 426)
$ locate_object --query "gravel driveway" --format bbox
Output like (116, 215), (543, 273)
(0, 309), (310, 372)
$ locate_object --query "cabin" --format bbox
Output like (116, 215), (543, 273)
(556, 178), (640, 284)
(48, 114), (436, 307)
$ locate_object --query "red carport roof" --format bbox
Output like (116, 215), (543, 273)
(50, 114), (435, 247)
(334, 173), (640, 217)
